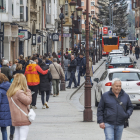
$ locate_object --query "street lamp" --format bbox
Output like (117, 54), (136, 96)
(69, 0), (76, 51)
(59, 0), (65, 91)
(83, 0), (92, 121)
(95, 19), (98, 63)
(100, 21), (103, 59)
(76, 7), (83, 53)
(97, 19), (101, 61)
(89, 14), (92, 50)
(92, 16), (96, 65)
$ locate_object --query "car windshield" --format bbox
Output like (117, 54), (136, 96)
(111, 57), (131, 63)
(109, 72), (140, 81)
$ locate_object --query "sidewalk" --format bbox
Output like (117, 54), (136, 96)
(4, 57), (140, 140)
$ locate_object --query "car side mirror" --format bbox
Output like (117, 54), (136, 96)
(134, 61), (137, 64)
(94, 78), (99, 83)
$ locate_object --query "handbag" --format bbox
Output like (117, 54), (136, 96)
(113, 96), (129, 128)
(11, 97), (36, 123)
(52, 63), (63, 80)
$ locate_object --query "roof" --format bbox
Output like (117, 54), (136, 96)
(107, 68), (140, 73)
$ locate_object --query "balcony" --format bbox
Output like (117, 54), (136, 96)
(0, 0), (12, 22)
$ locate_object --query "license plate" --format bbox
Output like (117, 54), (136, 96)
(129, 94), (135, 99)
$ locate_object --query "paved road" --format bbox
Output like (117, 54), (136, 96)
(79, 53), (140, 137)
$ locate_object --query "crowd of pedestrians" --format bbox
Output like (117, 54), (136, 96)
(0, 43), (96, 140)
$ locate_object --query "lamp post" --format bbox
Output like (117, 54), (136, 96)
(69, 0), (76, 51)
(76, 7), (83, 53)
(97, 19), (101, 61)
(83, 0), (92, 122)
(95, 19), (98, 63)
(89, 14), (92, 49)
(59, 0), (65, 91)
(100, 21), (103, 59)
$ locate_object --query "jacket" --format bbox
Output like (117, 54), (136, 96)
(68, 59), (77, 73)
(97, 88), (133, 126)
(79, 57), (86, 74)
(135, 47), (139, 54)
(49, 62), (65, 80)
(24, 64), (48, 86)
(123, 45), (128, 50)
(1, 65), (12, 80)
(76, 56), (82, 66)
(19, 60), (25, 68)
(13, 70), (24, 75)
(46, 59), (52, 66)
(0, 82), (12, 127)
(39, 62), (52, 91)
(8, 89), (32, 126)
(64, 59), (70, 71)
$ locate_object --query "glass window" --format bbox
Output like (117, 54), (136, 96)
(91, 11), (94, 15)
(81, 2), (84, 6)
(0, 0), (6, 13)
(20, 0), (23, 4)
(65, 0), (68, 16)
(103, 37), (118, 45)
(109, 72), (140, 81)
(20, 6), (24, 21)
(111, 57), (131, 64)
(100, 71), (108, 81)
(91, 2), (94, 6)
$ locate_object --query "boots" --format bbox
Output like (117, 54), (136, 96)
(9, 135), (14, 140)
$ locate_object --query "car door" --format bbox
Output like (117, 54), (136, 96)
(97, 71), (108, 101)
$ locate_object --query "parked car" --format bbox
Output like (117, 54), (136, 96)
(94, 68), (140, 107)
(106, 56), (137, 69)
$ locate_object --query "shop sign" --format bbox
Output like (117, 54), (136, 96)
(52, 33), (59, 41)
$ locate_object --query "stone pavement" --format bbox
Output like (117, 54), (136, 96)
(4, 56), (140, 140)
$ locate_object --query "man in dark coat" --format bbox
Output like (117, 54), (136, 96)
(38, 56), (52, 109)
(66, 55), (77, 89)
(135, 46), (139, 60)
(123, 44), (128, 54)
(97, 78), (133, 140)
(18, 54), (25, 69)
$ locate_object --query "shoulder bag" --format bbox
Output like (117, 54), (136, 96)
(113, 96), (129, 128)
(52, 63), (63, 80)
(11, 97), (36, 123)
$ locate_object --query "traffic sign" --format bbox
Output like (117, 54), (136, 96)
(103, 27), (108, 34)
(113, 33), (116, 36)
(108, 30), (112, 36)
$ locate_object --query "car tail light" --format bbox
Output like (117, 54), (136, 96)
(105, 82), (112, 86)
(108, 65), (114, 68)
(137, 82), (140, 86)
(128, 65), (134, 68)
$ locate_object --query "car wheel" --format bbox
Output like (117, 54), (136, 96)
(95, 91), (99, 107)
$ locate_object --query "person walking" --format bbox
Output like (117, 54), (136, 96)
(64, 55), (70, 81)
(13, 63), (24, 75)
(11, 59), (18, 73)
(132, 45), (135, 56)
(39, 56), (52, 109)
(0, 73), (12, 140)
(7, 74), (32, 140)
(66, 55), (77, 89)
(97, 78), (133, 140)
(129, 44), (132, 54)
(135, 46), (139, 60)
(18, 55), (25, 69)
(24, 57), (48, 109)
(49, 58), (65, 97)
(1, 60), (12, 81)
(123, 44), (128, 55)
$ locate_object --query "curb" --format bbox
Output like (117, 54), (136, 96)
(69, 59), (106, 100)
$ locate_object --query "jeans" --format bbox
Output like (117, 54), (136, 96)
(52, 79), (59, 95)
(1, 127), (7, 140)
(124, 50), (127, 54)
(41, 91), (50, 105)
(10, 125), (15, 135)
(29, 85), (39, 106)
(49, 82), (52, 94)
(76, 66), (80, 74)
(68, 71), (77, 87)
(104, 123), (124, 140)
(65, 72), (68, 81)
(135, 54), (139, 60)
(14, 126), (29, 140)
(77, 72), (80, 86)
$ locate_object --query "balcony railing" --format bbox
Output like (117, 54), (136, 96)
(0, 0), (6, 13)
(46, 14), (51, 24)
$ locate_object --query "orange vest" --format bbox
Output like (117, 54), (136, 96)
(25, 64), (40, 86)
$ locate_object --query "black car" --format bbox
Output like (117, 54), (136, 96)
(107, 56), (137, 69)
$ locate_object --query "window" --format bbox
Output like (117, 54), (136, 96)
(12, 4), (13, 16)
(20, 6), (24, 21)
(47, 0), (51, 14)
(65, 0), (68, 16)
(81, 2), (84, 6)
(82, 19), (85, 24)
(20, 0), (23, 4)
(91, 11), (95, 15)
(100, 71), (108, 81)
(0, 0), (6, 13)
(91, 2), (94, 6)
